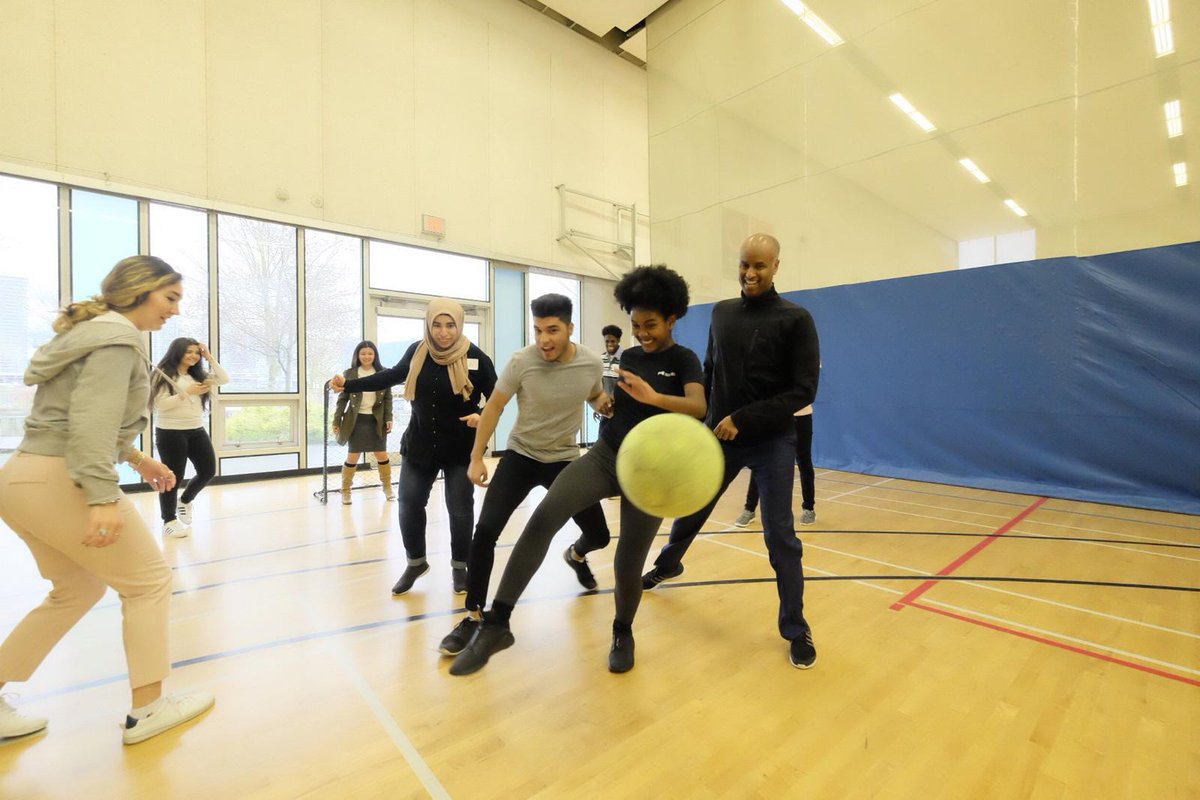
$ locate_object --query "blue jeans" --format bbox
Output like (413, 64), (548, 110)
(653, 434), (807, 640)
(398, 459), (474, 567)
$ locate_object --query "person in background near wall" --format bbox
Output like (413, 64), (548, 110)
(151, 338), (230, 538)
(331, 299), (497, 596)
(735, 402), (816, 528)
(641, 233), (821, 671)
(0, 255), (215, 745)
(600, 323), (623, 398)
(332, 341), (395, 506)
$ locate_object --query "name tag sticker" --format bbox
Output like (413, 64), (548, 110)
(467, 358), (479, 370)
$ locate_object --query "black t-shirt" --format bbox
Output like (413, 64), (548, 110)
(600, 343), (704, 450)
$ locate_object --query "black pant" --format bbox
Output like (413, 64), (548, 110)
(155, 427), (217, 523)
(398, 459), (474, 566)
(465, 450), (610, 611)
(746, 414), (815, 512)
(654, 434), (807, 641)
(494, 440), (658, 626)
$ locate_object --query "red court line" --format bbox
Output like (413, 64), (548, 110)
(890, 495), (1049, 610)
(908, 600), (1200, 688)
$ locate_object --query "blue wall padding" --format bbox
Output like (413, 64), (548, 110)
(672, 242), (1200, 514)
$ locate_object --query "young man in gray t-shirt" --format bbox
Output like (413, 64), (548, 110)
(438, 293), (613, 656)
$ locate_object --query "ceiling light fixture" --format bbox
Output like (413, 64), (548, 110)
(1164, 100), (1183, 138)
(1174, 162), (1188, 187)
(1004, 199), (1028, 217)
(889, 93), (936, 132)
(779, 1), (845, 46)
(958, 158), (991, 183)
(1148, 0), (1174, 57)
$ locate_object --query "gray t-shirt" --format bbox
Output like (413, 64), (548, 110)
(496, 343), (603, 463)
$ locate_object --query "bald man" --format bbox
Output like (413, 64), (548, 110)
(641, 233), (821, 669)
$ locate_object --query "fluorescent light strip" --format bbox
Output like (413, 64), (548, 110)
(1004, 199), (1028, 217)
(889, 93), (937, 132)
(779, 1), (845, 46)
(1147, 0), (1174, 56)
(958, 158), (991, 183)
(1164, 100), (1183, 138)
(1147, 0), (1170, 26)
(1174, 162), (1188, 187)
(1153, 22), (1175, 56)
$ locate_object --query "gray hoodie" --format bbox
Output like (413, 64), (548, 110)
(20, 311), (150, 505)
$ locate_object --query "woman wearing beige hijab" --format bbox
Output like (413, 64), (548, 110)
(332, 298), (496, 596)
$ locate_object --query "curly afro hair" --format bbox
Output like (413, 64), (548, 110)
(612, 265), (690, 320)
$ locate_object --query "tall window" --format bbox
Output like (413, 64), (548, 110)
(0, 175), (59, 465)
(304, 229), (362, 465)
(369, 240), (488, 301)
(149, 203), (210, 364)
(70, 190), (138, 300)
(217, 215), (298, 393)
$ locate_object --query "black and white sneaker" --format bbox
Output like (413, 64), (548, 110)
(640, 563), (684, 590)
(438, 617), (480, 656)
(449, 623), (515, 676)
(608, 627), (635, 673)
(562, 546), (598, 591)
(391, 563), (430, 595)
(789, 628), (817, 669)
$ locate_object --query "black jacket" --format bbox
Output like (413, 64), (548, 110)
(344, 341), (497, 467)
(704, 287), (820, 445)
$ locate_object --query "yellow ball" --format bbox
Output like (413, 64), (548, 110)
(616, 413), (725, 518)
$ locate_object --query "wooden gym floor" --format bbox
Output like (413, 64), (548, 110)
(1, 462), (1197, 799)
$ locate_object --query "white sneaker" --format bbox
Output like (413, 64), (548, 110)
(0, 695), (48, 739)
(800, 509), (817, 526)
(733, 509), (756, 528)
(163, 519), (189, 539)
(122, 691), (215, 745)
(176, 501), (192, 526)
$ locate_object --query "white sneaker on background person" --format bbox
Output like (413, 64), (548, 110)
(0, 695), (48, 740)
(163, 519), (189, 539)
(176, 501), (192, 526)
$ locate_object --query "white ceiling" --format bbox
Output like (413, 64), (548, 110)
(642, 0), (1199, 245)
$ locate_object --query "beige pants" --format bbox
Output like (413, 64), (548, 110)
(0, 453), (172, 688)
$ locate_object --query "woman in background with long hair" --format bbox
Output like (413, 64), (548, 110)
(332, 340), (394, 505)
(151, 338), (229, 538)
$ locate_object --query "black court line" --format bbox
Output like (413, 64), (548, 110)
(24, 571), (1198, 702)
(698, 527), (1200, 550)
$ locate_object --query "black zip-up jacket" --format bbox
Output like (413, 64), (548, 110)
(704, 287), (820, 445)
(344, 341), (497, 468)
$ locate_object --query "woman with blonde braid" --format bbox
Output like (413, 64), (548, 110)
(0, 255), (214, 745)
(331, 299), (496, 596)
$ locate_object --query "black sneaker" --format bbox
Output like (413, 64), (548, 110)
(391, 563), (430, 595)
(789, 628), (816, 669)
(449, 623), (516, 676)
(641, 563), (684, 590)
(562, 546), (598, 591)
(451, 567), (468, 595)
(608, 627), (635, 673)
(438, 617), (480, 656)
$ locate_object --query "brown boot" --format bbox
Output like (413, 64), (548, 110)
(341, 464), (355, 505)
(378, 460), (395, 500)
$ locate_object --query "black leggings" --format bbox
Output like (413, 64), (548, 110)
(155, 427), (217, 522)
(746, 414), (814, 512)
(493, 440), (661, 627)
(464, 450), (610, 612)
